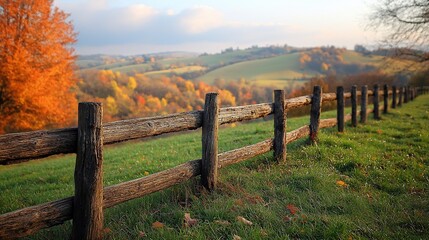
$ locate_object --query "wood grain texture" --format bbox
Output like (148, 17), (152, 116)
(320, 118), (337, 128)
(373, 85), (380, 120)
(103, 159), (201, 208)
(0, 197), (73, 239)
(274, 90), (287, 162)
(337, 86), (345, 132)
(0, 128), (77, 164)
(201, 93), (219, 191)
(404, 86), (409, 103)
(383, 84), (388, 114)
(360, 85), (368, 123)
(392, 86), (397, 108)
(309, 86), (322, 143)
(72, 103), (104, 240)
(321, 93), (337, 102)
(219, 103), (273, 124)
(398, 86), (403, 106)
(219, 139), (273, 168)
(287, 125), (310, 144)
(351, 85), (357, 127)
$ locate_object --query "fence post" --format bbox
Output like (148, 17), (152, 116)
(373, 84), (380, 120)
(337, 86), (344, 132)
(398, 86), (403, 106)
(360, 85), (368, 123)
(392, 86), (397, 109)
(383, 84), (388, 114)
(351, 85), (357, 127)
(201, 93), (219, 191)
(411, 88), (415, 101)
(72, 102), (104, 240)
(309, 86), (322, 143)
(404, 86), (409, 103)
(274, 90), (287, 162)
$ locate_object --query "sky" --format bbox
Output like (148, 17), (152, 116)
(55, 0), (379, 55)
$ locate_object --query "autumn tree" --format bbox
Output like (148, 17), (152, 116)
(369, 0), (429, 62)
(0, 0), (77, 133)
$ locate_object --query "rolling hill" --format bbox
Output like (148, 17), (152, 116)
(76, 47), (423, 88)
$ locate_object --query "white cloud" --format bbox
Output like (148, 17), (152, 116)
(178, 6), (224, 34)
(54, 1), (373, 54)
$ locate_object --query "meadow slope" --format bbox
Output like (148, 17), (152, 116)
(0, 94), (428, 239)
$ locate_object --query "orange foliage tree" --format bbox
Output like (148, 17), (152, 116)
(0, 0), (77, 133)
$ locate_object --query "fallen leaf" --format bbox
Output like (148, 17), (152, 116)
(234, 199), (244, 206)
(183, 213), (198, 227)
(336, 180), (348, 187)
(138, 231), (146, 237)
(144, 171), (150, 176)
(152, 221), (164, 229)
(233, 235), (242, 240)
(236, 216), (253, 225)
(283, 216), (292, 222)
(214, 220), (231, 226)
(286, 204), (299, 215)
(376, 129), (383, 134)
(103, 228), (112, 234)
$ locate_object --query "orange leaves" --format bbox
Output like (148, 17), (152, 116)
(286, 204), (300, 215)
(0, 0), (77, 133)
(336, 180), (348, 187)
(151, 221), (164, 229)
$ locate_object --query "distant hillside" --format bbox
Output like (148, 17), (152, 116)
(76, 46), (423, 88)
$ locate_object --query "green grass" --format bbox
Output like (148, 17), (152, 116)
(1, 95), (429, 239)
(198, 53), (319, 85)
(144, 66), (206, 77)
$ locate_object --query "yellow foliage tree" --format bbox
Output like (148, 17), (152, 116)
(0, 0), (77, 133)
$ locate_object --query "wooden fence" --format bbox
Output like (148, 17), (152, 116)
(0, 84), (426, 239)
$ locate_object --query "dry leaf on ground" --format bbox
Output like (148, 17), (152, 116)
(236, 216), (253, 225)
(152, 221), (164, 229)
(183, 213), (198, 227)
(214, 220), (231, 226)
(286, 204), (299, 215)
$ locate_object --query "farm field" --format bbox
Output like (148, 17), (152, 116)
(76, 49), (424, 90)
(1, 94), (428, 239)
(197, 52), (318, 86)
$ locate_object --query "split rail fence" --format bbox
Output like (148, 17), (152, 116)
(0, 84), (427, 239)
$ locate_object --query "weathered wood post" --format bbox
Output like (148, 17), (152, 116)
(392, 86), (397, 109)
(373, 84), (380, 120)
(404, 86), (409, 103)
(72, 102), (104, 240)
(351, 85), (357, 127)
(201, 93), (219, 191)
(360, 85), (368, 123)
(398, 86), (403, 107)
(274, 90), (287, 162)
(411, 87), (415, 101)
(309, 86), (322, 143)
(337, 86), (344, 132)
(383, 84), (388, 114)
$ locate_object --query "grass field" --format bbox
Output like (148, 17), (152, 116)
(144, 66), (206, 77)
(197, 53), (319, 86)
(1, 95), (428, 239)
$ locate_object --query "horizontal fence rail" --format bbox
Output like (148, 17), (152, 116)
(0, 89), (396, 164)
(0, 84), (425, 239)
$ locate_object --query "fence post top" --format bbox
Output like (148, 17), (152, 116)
(78, 102), (102, 106)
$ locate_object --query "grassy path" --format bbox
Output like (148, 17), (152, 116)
(1, 95), (428, 239)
